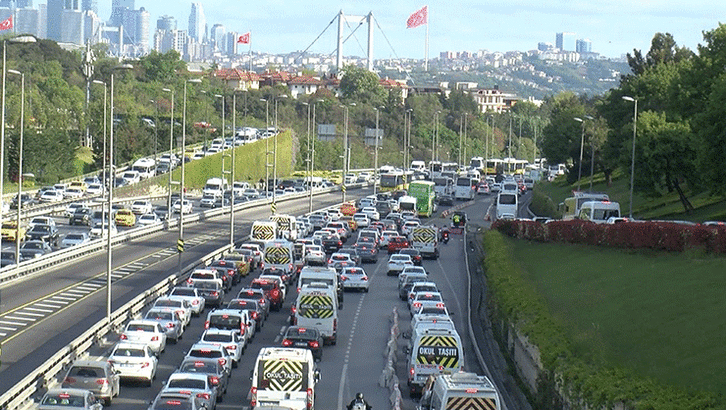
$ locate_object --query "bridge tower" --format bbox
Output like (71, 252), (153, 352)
(336, 10), (374, 73)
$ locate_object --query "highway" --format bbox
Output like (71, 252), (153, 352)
(1, 187), (533, 409)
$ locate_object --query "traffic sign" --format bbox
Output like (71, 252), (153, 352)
(177, 239), (184, 253)
(271, 202), (277, 214)
(342, 184), (347, 193)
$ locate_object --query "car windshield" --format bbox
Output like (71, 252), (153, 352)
(23, 242), (44, 250)
(41, 394), (85, 407)
(203, 333), (233, 342)
(65, 234), (84, 241)
(127, 323), (156, 332)
(113, 347), (145, 357)
(168, 379), (206, 389)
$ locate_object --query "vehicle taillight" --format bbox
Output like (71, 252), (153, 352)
(251, 311), (259, 319)
(337, 241), (342, 246)
(340, 275), (347, 281)
(166, 322), (175, 328)
(288, 263), (293, 271)
(260, 263), (265, 269)
(240, 325), (246, 335)
(119, 334), (128, 340)
(205, 321), (210, 329)
(308, 340), (319, 348)
(307, 388), (313, 410)
(361, 276), (368, 281)
(186, 279), (192, 285)
(211, 291), (219, 296)
(64, 377), (76, 383)
(297, 287), (301, 293)
(196, 393), (210, 400)
(141, 362), (150, 368)
(272, 289), (279, 298)
(218, 358), (227, 366)
(192, 299), (199, 305)
(410, 367), (415, 376)
(327, 259), (332, 264)
(176, 309), (184, 317)
(151, 336), (159, 341)
(209, 376), (220, 386)
(413, 302), (422, 308)
(250, 387), (257, 406)
(95, 379), (108, 385)
(227, 345), (237, 350)
(282, 338), (293, 347)
(436, 303), (445, 308)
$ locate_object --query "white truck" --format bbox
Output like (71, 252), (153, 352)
(249, 347), (320, 410)
(418, 372), (501, 410)
(203, 177), (229, 197)
(398, 195), (417, 213)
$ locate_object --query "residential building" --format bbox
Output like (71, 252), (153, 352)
(556, 32), (576, 51)
(156, 14), (176, 31)
(288, 75), (321, 98)
(473, 87), (518, 113)
(214, 68), (260, 90)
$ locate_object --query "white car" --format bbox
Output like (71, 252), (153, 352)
(90, 222), (117, 239)
(327, 253), (355, 270)
(173, 199), (193, 214)
(168, 287), (205, 316)
(130, 200), (153, 215)
(304, 245), (326, 266)
(387, 254), (413, 276)
(360, 206), (380, 221)
(152, 297), (193, 326)
(119, 320), (167, 354)
(379, 230), (399, 248)
(86, 183), (105, 196)
(200, 328), (246, 367)
(341, 266), (369, 292)
(401, 220), (421, 236)
(107, 342), (158, 386)
(63, 188), (84, 199)
(60, 232), (90, 248)
(64, 202), (86, 218)
(29, 216), (57, 230)
(352, 213), (370, 228)
(40, 189), (64, 202)
(137, 213), (161, 225)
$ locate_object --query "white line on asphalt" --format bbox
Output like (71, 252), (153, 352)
(0, 326), (17, 331)
(0, 320), (24, 326)
(16, 311), (45, 317)
(0, 332), (5, 336)
(338, 282), (368, 410)
(48, 297), (72, 303)
(5, 315), (36, 322)
(24, 307), (53, 313)
(35, 303), (61, 309)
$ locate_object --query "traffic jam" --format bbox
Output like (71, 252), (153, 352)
(40, 189), (501, 410)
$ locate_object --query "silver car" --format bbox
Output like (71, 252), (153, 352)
(61, 361), (120, 405)
(38, 388), (103, 410)
(144, 308), (184, 343)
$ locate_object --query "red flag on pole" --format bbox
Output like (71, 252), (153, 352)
(0, 15), (13, 31)
(237, 32), (250, 44)
(407, 6), (427, 29)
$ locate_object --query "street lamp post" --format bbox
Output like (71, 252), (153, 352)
(622, 96), (638, 218)
(309, 99), (322, 212)
(373, 106), (384, 195)
(180, 79), (201, 270)
(340, 103), (354, 203)
(150, 99), (158, 167)
(92, 80), (107, 193)
(0, 35), (36, 254)
(573, 115), (593, 191)
(8, 69), (24, 267)
(273, 95), (287, 208)
(162, 87), (174, 217)
(260, 98), (269, 194)
(215, 94), (226, 189)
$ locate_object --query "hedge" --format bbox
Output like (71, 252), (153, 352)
(483, 230), (724, 409)
(491, 219), (726, 254)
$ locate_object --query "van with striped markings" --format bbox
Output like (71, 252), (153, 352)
(293, 284), (338, 345)
(250, 347), (320, 410)
(406, 326), (464, 396)
(251, 220), (277, 244)
(417, 371), (501, 410)
(263, 239), (295, 275)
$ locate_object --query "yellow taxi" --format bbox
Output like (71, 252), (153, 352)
(1, 220), (26, 242)
(340, 215), (358, 231)
(114, 209), (136, 227)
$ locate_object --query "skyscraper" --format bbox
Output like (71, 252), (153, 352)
(82, 0), (97, 14)
(46, 0), (64, 41)
(121, 6), (149, 54)
(576, 38), (592, 54)
(556, 32), (576, 52)
(210, 23), (225, 52)
(188, 2), (206, 42)
(110, 0), (133, 26)
(157, 14), (176, 31)
(16, 7), (40, 36)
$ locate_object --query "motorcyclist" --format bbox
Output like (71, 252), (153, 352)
(441, 226), (450, 243)
(452, 213), (461, 227)
(347, 392), (372, 410)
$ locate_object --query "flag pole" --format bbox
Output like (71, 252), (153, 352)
(425, 14), (429, 72)
(248, 32), (252, 72)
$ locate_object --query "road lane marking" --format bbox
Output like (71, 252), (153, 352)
(17, 310), (46, 317)
(35, 303), (61, 309)
(5, 315), (36, 322)
(25, 307), (54, 313)
(338, 280), (369, 410)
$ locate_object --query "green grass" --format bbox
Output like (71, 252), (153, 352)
(512, 238), (726, 396)
(537, 170), (726, 222)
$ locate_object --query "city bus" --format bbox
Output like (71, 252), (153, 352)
(469, 157), (484, 172)
(502, 158), (529, 175)
(485, 158), (502, 175)
(408, 180), (437, 217)
(379, 172), (407, 192)
(429, 161), (442, 178)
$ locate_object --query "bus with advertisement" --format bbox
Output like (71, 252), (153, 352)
(408, 180), (437, 218)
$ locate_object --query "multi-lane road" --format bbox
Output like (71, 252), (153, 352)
(0, 187), (532, 409)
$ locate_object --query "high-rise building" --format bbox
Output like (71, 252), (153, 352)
(188, 2), (206, 42)
(16, 7), (40, 36)
(538, 42), (553, 52)
(82, 0), (97, 14)
(210, 23), (225, 52)
(154, 28), (186, 55)
(157, 14), (176, 31)
(38, 3), (46, 37)
(110, 0), (133, 26)
(46, 0), (64, 40)
(121, 6), (149, 53)
(61, 7), (84, 44)
(226, 31), (237, 55)
(84, 9), (102, 43)
(576, 38), (592, 54)
(556, 32), (576, 52)
(0, 0), (33, 7)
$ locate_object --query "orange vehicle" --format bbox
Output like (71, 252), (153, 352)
(340, 202), (357, 216)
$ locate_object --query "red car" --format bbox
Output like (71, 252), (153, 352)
(387, 236), (410, 254)
(250, 278), (284, 311)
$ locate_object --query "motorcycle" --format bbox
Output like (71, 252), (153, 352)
(442, 230), (450, 244)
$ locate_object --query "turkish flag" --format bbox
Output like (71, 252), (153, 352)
(0, 16), (13, 31)
(237, 32), (250, 44)
(407, 6), (427, 29)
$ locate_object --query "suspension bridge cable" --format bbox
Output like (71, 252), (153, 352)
(293, 14), (338, 63)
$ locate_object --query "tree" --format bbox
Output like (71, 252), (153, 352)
(339, 65), (385, 105)
(626, 33), (692, 76)
(139, 50), (186, 82)
(539, 93), (586, 177)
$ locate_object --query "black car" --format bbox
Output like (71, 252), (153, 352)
(282, 326), (323, 361)
(69, 207), (92, 226)
(398, 248), (423, 266)
(1, 250), (16, 267)
(375, 201), (393, 218)
(437, 194), (454, 206)
(10, 193), (35, 210)
(153, 205), (170, 221)
(321, 234), (342, 253)
(25, 224), (59, 245)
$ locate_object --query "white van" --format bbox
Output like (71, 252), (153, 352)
(294, 283), (338, 345)
(269, 214), (298, 241)
(131, 158), (156, 179)
(250, 347), (320, 409)
(406, 326), (464, 396)
(398, 195), (417, 213)
(297, 266), (342, 305)
(410, 160), (426, 172)
(577, 200), (621, 224)
(419, 372), (501, 410)
(251, 220), (277, 243)
(454, 177), (476, 200)
(203, 177), (228, 197)
(496, 192), (518, 220)
(263, 239), (295, 274)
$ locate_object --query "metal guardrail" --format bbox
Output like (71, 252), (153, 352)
(0, 181), (368, 410)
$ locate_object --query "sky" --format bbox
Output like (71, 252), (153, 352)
(81, 1), (726, 59)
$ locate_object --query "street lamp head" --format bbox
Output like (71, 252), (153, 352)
(188, 78), (202, 83)
(92, 80), (105, 85)
(215, 94), (223, 98)
(7, 69), (21, 76)
(116, 63), (134, 70)
(8, 35), (36, 43)
(585, 115), (594, 120)
(573, 117), (583, 123)
(622, 96), (636, 102)
(260, 98), (267, 102)
(162, 88), (172, 93)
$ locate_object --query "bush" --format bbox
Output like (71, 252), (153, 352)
(530, 184), (560, 218)
(491, 219), (726, 254)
